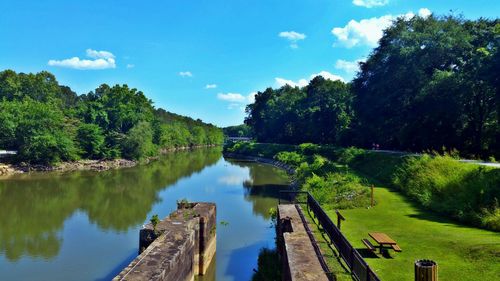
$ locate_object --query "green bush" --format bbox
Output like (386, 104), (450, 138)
(298, 143), (320, 155)
(304, 172), (370, 209)
(296, 155), (339, 183)
(274, 151), (304, 166)
(334, 146), (365, 165)
(224, 142), (295, 158)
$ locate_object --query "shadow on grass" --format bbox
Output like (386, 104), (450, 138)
(356, 248), (380, 259)
(405, 212), (474, 231)
(353, 169), (479, 230)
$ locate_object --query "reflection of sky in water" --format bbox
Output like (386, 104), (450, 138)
(0, 150), (290, 281)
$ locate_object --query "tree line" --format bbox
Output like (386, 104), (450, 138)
(245, 15), (499, 158)
(0, 70), (223, 164)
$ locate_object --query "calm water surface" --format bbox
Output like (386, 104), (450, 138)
(0, 148), (290, 281)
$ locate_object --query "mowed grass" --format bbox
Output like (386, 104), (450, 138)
(324, 186), (500, 281)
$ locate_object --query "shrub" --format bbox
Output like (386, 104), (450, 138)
(274, 151), (304, 166)
(304, 172), (370, 209)
(298, 143), (320, 155)
(335, 146), (365, 165)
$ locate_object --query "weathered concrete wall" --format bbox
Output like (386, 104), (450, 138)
(277, 204), (329, 281)
(114, 202), (216, 281)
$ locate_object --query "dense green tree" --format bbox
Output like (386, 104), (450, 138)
(245, 78), (353, 144)
(223, 124), (253, 137)
(0, 99), (79, 164)
(76, 123), (105, 159)
(0, 70), (223, 164)
(352, 16), (499, 157)
(122, 122), (157, 160)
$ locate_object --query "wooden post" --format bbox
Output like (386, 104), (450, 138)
(415, 260), (438, 281)
(335, 210), (345, 230)
(371, 185), (374, 207)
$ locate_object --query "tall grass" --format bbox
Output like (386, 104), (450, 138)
(393, 155), (500, 231)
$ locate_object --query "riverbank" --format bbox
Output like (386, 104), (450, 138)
(0, 145), (220, 177)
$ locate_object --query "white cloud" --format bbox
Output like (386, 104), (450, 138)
(218, 92), (256, 110)
(332, 8), (431, 48)
(279, 31), (306, 48)
(418, 8), (432, 18)
(217, 93), (246, 103)
(205, 84), (217, 89)
(311, 71), (345, 82)
(279, 31), (306, 41)
(275, 77), (309, 88)
(352, 0), (389, 8)
(275, 71), (344, 88)
(86, 49), (115, 59)
(126, 64), (135, 69)
(48, 49), (116, 70)
(335, 59), (364, 73)
(332, 15), (393, 47)
(179, 71), (193, 77)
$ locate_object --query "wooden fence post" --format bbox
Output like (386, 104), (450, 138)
(335, 210), (345, 230)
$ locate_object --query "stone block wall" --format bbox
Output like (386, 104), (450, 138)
(114, 202), (216, 281)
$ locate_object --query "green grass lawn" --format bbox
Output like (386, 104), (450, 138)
(323, 185), (500, 281)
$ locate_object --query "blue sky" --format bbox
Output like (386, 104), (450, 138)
(1, 0), (498, 127)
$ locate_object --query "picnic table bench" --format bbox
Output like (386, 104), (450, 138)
(362, 232), (402, 253)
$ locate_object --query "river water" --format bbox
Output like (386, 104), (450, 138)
(0, 148), (290, 281)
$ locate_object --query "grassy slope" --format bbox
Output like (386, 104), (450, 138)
(327, 185), (500, 281)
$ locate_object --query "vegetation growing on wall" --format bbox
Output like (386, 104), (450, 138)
(0, 70), (224, 164)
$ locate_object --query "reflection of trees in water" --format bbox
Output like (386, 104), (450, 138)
(231, 161), (290, 220)
(0, 148), (221, 261)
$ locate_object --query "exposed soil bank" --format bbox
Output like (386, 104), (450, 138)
(0, 145), (219, 177)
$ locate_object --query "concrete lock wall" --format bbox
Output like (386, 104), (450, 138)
(114, 202), (216, 281)
(277, 204), (329, 281)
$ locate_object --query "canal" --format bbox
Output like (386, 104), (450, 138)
(0, 148), (290, 281)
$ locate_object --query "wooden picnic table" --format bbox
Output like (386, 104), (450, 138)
(368, 232), (401, 253)
(369, 232), (397, 245)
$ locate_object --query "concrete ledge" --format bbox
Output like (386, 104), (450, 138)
(278, 204), (329, 281)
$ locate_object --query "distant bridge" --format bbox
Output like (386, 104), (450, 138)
(225, 137), (252, 142)
(0, 150), (17, 158)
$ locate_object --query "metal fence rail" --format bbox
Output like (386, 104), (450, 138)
(279, 191), (381, 281)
